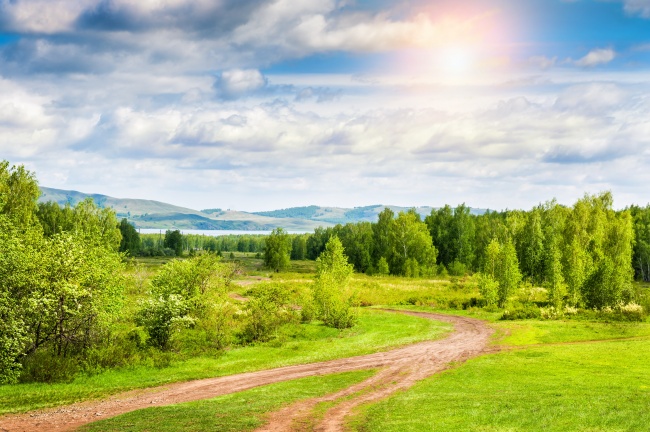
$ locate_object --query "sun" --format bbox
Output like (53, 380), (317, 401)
(439, 46), (475, 75)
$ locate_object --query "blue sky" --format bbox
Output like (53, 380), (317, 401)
(1, 0), (650, 211)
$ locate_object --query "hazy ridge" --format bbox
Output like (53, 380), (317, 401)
(40, 187), (488, 231)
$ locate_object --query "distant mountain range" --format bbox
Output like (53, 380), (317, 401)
(39, 187), (488, 231)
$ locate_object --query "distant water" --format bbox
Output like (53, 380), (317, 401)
(137, 229), (308, 236)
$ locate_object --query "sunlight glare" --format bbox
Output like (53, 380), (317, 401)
(439, 46), (474, 75)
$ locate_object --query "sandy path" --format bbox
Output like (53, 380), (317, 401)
(0, 310), (493, 432)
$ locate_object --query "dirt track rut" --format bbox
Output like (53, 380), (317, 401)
(0, 310), (493, 432)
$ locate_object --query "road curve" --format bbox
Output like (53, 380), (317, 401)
(0, 310), (493, 432)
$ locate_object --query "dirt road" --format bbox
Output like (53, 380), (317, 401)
(0, 310), (493, 432)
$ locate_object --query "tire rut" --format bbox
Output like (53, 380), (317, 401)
(0, 310), (493, 432)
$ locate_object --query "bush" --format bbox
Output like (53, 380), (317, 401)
(614, 303), (645, 322)
(240, 283), (297, 343)
(136, 295), (195, 350)
(501, 305), (542, 320)
(448, 260), (468, 277)
(19, 350), (80, 383)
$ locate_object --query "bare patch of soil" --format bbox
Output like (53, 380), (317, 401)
(0, 311), (493, 432)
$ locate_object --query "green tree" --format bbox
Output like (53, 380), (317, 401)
(0, 162), (126, 383)
(426, 205), (454, 267)
(497, 239), (522, 307)
(264, 228), (292, 272)
(630, 205), (650, 281)
(241, 284), (295, 343)
(338, 222), (374, 273)
(376, 257), (390, 276)
(291, 234), (308, 260)
(164, 229), (183, 256)
(312, 236), (357, 329)
(0, 161), (40, 229)
(391, 210), (438, 277)
(118, 218), (141, 256)
(372, 208), (395, 268)
(477, 273), (499, 306)
(520, 207), (545, 284)
(70, 198), (122, 251)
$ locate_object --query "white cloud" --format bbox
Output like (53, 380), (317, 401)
(213, 69), (268, 100)
(1, 1), (649, 211)
(0, 0), (96, 33)
(623, 0), (650, 18)
(574, 48), (616, 67)
(528, 56), (557, 70)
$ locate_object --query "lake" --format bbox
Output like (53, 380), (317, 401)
(137, 229), (308, 236)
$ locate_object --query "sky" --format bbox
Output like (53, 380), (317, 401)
(1, 0), (650, 212)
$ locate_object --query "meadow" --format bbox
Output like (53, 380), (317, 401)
(62, 256), (650, 431)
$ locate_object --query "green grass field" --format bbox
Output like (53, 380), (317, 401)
(80, 370), (375, 432)
(0, 309), (450, 414)
(351, 313), (650, 431)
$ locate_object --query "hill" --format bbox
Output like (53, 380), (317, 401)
(38, 187), (488, 231)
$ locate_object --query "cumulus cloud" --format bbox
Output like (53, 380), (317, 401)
(574, 48), (616, 67)
(1, 0), (649, 210)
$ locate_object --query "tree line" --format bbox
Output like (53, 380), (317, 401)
(265, 192), (643, 311)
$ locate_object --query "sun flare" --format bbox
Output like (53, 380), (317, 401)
(439, 46), (475, 75)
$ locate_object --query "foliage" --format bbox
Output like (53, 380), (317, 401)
(136, 295), (194, 350)
(390, 210), (437, 276)
(376, 257), (390, 276)
(425, 203), (476, 270)
(0, 290), (27, 384)
(137, 255), (231, 350)
(500, 304), (542, 320)
(164, 229), (183, 256)
(476, 273), (498, 306)
(0, 310), (450, 414)
(36, 198), (122, 251)
(263, 228), (292, 271)
(312, 236), (357, 329)
(241, 283), (297, 343)
(118, 218), (141, 255)
(0, 161), (40, 229)
(496, 239), (522, 307)
(0, 232), (124, 382)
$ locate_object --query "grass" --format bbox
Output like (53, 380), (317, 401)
(493, 319), (650, 346)
(0, 309), (451, 414)
(80, 370), (375, 432)
(351, 305), (650, 431)
(353, 338), (650, 431)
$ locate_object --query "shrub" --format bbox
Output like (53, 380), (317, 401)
(240, 283), (297, 343)
(501, 305), (542, 320)
(477, 272), (499, 306)
(448, 260), (468, 277)
(614, 303), (645, 322)
(136, 295), (195, 350)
